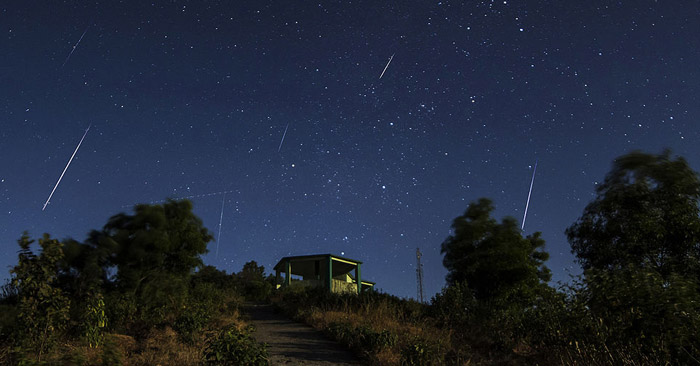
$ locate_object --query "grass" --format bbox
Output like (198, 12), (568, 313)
(272, 287), (454, 366)
(0, 303), (252, 365)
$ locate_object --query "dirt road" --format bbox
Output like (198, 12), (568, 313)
(243, 303), (363, 366)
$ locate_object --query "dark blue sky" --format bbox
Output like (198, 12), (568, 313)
(1, 1), (698, 299)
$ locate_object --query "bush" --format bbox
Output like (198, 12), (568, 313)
(325, 322), (398, 354)
(174, 304), (210, 344)
(400, 336), (444, 366)
(203, 325), (268, 366)
(429, 281), (474, 327)
(356, 326), (397, 352)
(581, 267), (700, 364)
(104, 293), (137, 334)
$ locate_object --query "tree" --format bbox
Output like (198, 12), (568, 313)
(102, 199), (213, 324)
(104, 199), (212, 292)
(441, 198), (551, 300)
(566, 150), (700, 279)
(237, 261), (272, 301)
(238, 261), (266, 283)
(10, 233), (70, 359)
(566, 150), (700, 363)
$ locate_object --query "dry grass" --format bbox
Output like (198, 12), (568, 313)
(0, 305), (249, 366)
(279, 293), (455, 366)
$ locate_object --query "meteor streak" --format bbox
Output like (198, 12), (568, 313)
(119, 189), (236, 208)
(61, 25), (90, 68)
(216, 193), (225, 258)
(42, 124), (91, 211)
(521, 159), (538, 231)
(277, 123), (289, 152)
(379, 53), (395, 79)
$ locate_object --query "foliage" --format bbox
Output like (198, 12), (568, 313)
(565, 150), (700, 364)
(103, 292), (137, 334)
(429, 280), (474, 326)
(566, 150), (700, 279)
(274, 286), (442, 365)
(325, 322), (398, 353)
(203, 325), (268, 366)
(174, 303), (211, 344)
(580, 266), (700, 364)
(400, 336), (444, 366)
(10, 233), (70, 359)
(236, 261), (273, 301)
(0, 201), (249, 365)
(102, 200), (213, 331)
(83, 292), (108, 348)
(193, 265), (237, 290)
(441, 198), (551, 301)
(104, 199), (212, 291)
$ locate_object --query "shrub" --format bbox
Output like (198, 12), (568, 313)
(203, 325), (268, 366)
(356, 326), (397, 352)
(174, 304), (211, 344)
(83, 292), (108, 348)
(400, 336), (444, 366)
(104, 292), (137, 334)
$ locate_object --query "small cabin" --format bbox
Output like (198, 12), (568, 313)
(273, 254), (375, 294)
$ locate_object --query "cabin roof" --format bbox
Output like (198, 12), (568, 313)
(272, 253), (363, 271)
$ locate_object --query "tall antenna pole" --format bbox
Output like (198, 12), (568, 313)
(416, 248), (425, 303)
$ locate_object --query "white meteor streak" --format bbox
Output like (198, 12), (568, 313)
(379, 53), (395, 79)
(62, 25), (89, 68)
(521, 159), (538, 231)
(42, 124), (91, 211)
(277, 123), (289, 152)
(216, 193), (225, 258)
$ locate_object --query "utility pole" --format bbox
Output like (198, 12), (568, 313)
(416, 248), (425, 303)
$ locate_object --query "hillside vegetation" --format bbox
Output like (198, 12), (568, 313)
(274, 150), (700, 366)
(0, 200), (271, 365)
(1, 150), (699, 365)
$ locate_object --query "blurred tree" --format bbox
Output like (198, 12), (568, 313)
(102, 199), (212, 325)
(566, 150), (700, 279)
(441, 198), (551, 300)
(566, 150), (700, 363)
(104, 199), (212, 292)
(58, 230), (116, 298)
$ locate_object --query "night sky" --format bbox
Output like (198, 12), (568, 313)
(1, 1), (699, 299)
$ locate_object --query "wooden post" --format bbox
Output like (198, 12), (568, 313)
(285, 259), (291, 287)
(327, 255), (333, 292)
(356, 263), (362, 294)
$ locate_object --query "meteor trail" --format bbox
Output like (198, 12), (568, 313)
(379, 53), (395, 79)
(61, 25), (89, 68)
(42, 124), (91, 211)
(521, 159), (538, 231)
(277, 123), (289, 152)
(119, 189), (237, 208)
(216, 193), (225, 258)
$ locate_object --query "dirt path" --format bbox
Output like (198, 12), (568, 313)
(243, 303), (363, 366)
